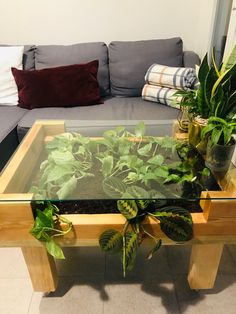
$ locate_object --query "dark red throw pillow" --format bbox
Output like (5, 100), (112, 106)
(11, 60), (102, 109)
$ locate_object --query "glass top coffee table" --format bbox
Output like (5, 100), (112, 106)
(0, 120), (235, 292)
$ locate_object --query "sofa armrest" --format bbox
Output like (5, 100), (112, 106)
(183, 51), (200, 68)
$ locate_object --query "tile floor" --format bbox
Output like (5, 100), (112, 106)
(1, 245), (236, 314)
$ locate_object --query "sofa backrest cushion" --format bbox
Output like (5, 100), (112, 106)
(35, 42), (110, 96)
(109, 37), (183, 97)
(22, 45), (35, 70)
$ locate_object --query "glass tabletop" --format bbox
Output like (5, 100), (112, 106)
(0, 120), (235, 208)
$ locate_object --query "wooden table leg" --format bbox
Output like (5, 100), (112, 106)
(187, 243), (224, 289)
(21, 247), (58, 292)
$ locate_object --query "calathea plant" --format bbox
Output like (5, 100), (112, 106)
(99, 191), (193, 276)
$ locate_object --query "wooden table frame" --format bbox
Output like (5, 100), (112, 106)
(0, 120), (236, 292)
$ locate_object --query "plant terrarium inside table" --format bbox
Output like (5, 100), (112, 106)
(0, 120), (235, 291)
(29, 122), (220, 214)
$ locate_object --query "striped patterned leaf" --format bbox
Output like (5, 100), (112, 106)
(126, 186), (150, 210)
(146, 239), (162, 260)
(117, 200), (138, 219)
(123, 231), (139, 275)
(99, 229), (123, 254)
(136, 199), (150, 210)
(126, 186), (149, 198)
(103, 177), (127, 198)
(153, 206), (193, 242)
(149, 190), (167, 208)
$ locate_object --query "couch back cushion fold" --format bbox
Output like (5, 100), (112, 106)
(109, 37), (183, 97)
(12, 61), (102, 109)
(35, 42), (110, 96)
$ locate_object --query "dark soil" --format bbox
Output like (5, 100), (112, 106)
(31, 197), (203, 216)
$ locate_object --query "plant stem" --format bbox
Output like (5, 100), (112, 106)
(122, 221), (129, 277)
(141, 225), (158, 242)
(152, 143), (159, 157)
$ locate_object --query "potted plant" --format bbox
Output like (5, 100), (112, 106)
(175, 44), (236, 149)
(201, 117), (236, 173)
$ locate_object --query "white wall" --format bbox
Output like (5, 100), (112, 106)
(224, 0), (236, 55)
(0, 0), (218, 58)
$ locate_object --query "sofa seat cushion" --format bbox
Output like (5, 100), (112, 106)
(17, 97), (179, 140)
(0, 106), (27, 142)
(35, 42), (110, 97)
(109, 37), (183, 97)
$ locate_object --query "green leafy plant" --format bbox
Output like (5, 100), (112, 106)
(175, 45), (236, 119)
(29, 123), (196, 199)
(201, 117), (236, 146)
(99, 196), (193, 276)
(30, 122), (214, 202)
(30, 203), (72, 259)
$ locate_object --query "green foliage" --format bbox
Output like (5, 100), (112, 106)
(102, 177), (127, 198)
(99, 197), (193, 276)
(122, 231), (139, 276)
(174, 44), (236, 119)
(29, 123), (210, 273)
(99, 229), (123, 253)
(152, 206), (193, 242)
(30, 123), (206, 201)
(201, 116), (236, 146)
(117, 200), (138, 219)
(30, 203), (72, 259)
(146, 239), (162, 260)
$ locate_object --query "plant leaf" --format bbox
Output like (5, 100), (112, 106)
(136, 199), (150, 210)
(146, 239), (162, 260)
(123, 231), (139, 275)
(221, 44), (236, 73)
(49, 150), (75, 165)
(45, 239), (65, 259)
(99, 229), (123, 253)
(118, 139), (132, 155)
(35, 209), (54, 228)
(137, 143), (152, 156)
(56, 175), (77, 199)
(101, 155), (114, 177)
(117, 200), (138, 219)
(198, 53), (210, 84)
(147, 155), (164, 166)
(153, 206), (193, 242)
(45, 165), (74, 183)
(103, 177), (127, 198)
(126, 186), (149, 199)
(135, 121), (145, 137)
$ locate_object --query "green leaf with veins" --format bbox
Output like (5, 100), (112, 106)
(137, 143), (152, 156)
(101, 155), (114, 177)
(103, 177), (127, 198)
(57, 175), (78, 199)
(147, 155), (164, 166)
(46, 239), (65, 259)
(135, 121), (145, 137)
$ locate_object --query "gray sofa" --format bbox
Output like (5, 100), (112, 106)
(0, 37), (200, 170)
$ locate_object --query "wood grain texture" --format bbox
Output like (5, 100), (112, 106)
(0, 194), (35, 244)
(22, 247), (58, 292)
(188, 244), (223, 289)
